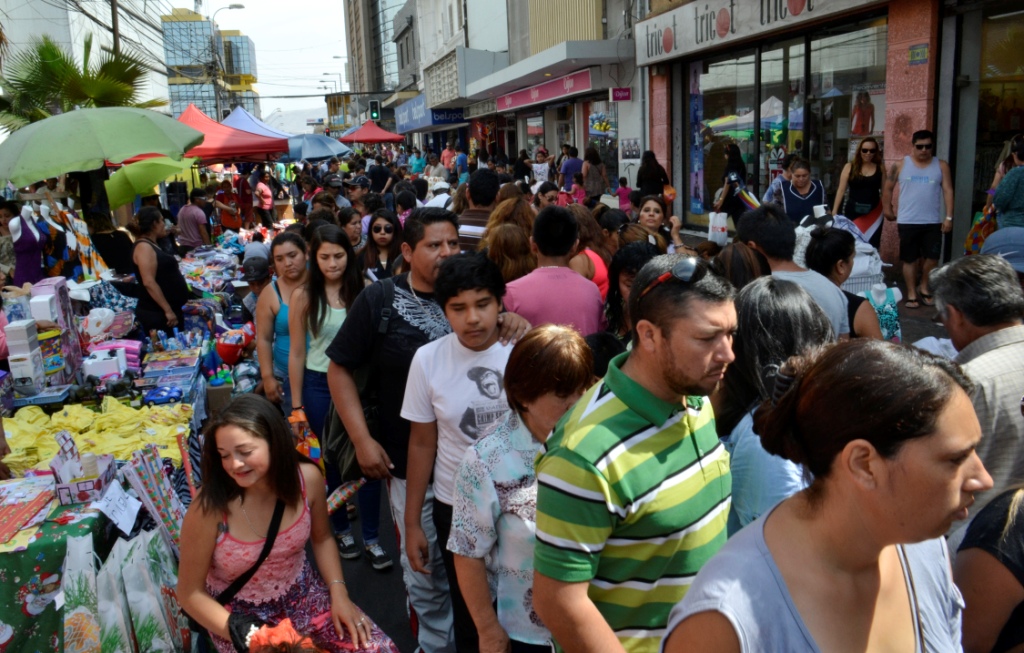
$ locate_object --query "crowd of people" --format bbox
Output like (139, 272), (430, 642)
(158, 124), (1024, 653)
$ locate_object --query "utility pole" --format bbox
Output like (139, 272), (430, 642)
(110, 0), (121, 55)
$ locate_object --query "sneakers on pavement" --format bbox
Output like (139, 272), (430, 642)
(336, 531), (361, 559)
(364, 542), (393, 570)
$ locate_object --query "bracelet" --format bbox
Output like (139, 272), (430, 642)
(292, 405), (304, 411)
(330, 579), (347, 586)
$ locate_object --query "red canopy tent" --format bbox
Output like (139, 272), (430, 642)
(125, 104), (288, 164)
(338, 120), (405, 144)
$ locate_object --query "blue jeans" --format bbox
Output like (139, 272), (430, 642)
(303, 368), (383, 542)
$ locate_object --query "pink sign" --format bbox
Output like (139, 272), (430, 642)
(497, 69), (593, 111)
(610, 87), (632, 102)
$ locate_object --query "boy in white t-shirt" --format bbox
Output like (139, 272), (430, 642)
(402, 251), (513, 652)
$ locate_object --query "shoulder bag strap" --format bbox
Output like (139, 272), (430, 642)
(215, 498), (285, 605)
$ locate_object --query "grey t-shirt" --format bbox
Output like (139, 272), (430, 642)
(662, 507), (964, 652)
(772, 270), (849, 337)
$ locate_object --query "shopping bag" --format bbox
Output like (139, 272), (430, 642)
(663, 185), (677, 202)
(964, 207), (998, 255)
(63, 535), (102, 653)
(556, 191), (574, 207)
(122, 530), (189, 652)
(97, 540), (138, 653)
(707, 212), (729, 247)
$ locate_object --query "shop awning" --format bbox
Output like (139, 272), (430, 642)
(465, 39), (634, 102)
(339, 120), (405, 144)
(395, 94), (467, 134)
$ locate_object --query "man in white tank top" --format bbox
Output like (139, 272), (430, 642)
(882, 129), (954, 309)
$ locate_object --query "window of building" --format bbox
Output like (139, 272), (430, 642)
(584, 100), (619, 189)
(683, 17), (887, 227)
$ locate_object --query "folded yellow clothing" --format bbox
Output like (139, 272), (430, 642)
(4, 397), (194, 475)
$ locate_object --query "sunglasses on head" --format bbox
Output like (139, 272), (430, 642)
(860, 147), (877, 153)
(372, 224), (394, 234)
(637, 257), (706, 302)
(915, 143), (933, 150)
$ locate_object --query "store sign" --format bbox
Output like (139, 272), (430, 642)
(497, 69), (593, 111)
(636, 0), (887, 65)
(394, 94), (464, 133)
(609, 87), (633, 102)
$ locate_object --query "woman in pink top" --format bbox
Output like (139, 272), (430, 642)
(177, 395), (398, 653)
(254, 170), (276, 229)
(567, 204), (611, 299)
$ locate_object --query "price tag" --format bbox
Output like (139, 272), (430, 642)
(92, 483), (142, 536)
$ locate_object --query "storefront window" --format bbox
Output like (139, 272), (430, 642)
(808, 20), (888, 198)
(554, 105), (575, 152)
(525, 114), (544, 156)
(682, 18), (886, 228)
(686, 49), (756, 225)
(973, 8), (1024, 217)
(585, 100), (619, 189)
(760, 38), (804, 194)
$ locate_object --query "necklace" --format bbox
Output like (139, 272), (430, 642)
(408, 280), (427, 310)
(239, 497), (267, 538)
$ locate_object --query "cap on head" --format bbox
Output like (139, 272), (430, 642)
(432, 181), (450, 192)
(344, 175), (371, 189)
(241, 257), (271, 282)
(981, 227), (1024, 273)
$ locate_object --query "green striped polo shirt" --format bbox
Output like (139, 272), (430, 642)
(534, 352), (731, 653)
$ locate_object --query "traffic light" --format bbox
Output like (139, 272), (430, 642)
(369, 100), (381, 121)
(324, 128), (331, 137)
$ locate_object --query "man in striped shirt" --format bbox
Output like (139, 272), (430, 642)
(533, 255), (736, 653)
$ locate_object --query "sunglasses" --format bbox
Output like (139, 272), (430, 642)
(372, 224), (394, 234)
(637, 257), (706, 302)
(860, 148), (878, 154)
(914, 143), (933, 150)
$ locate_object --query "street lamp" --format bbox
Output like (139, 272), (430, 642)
(320, 79), (338, 92)
(323, 72), (343, 90)
(209, 3), (245, 120)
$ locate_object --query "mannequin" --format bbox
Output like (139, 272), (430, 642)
(11, 205), (47, 286)
(863, 282), (903, 343)
(38, 201), (84, 281)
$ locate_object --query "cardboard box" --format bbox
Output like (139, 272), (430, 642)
(51, 452), (115, 505)
(29, 294), (58, 323)
(10, 348), (45, 396)
(4, 318), (38, 344)
(82, 350), (123, 378)
(8, 338), (40, 357)
(206, 382), (234, 417)
(0, 370), (13, 415)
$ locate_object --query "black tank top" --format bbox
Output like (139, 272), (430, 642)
(843, 167), (883, 219)
(132, 239), (190, 315)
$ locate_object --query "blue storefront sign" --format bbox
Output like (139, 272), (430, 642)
(395, 95), (465, 133)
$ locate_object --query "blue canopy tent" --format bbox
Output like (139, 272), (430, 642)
(222, 107), (351, 161)
(283, 133), (352, 161)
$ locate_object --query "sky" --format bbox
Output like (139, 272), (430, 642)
(169, 0), (350, 130)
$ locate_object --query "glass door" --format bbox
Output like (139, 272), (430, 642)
(759, 38), (805, 196)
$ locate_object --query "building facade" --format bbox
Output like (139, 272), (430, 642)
(635, 0), (1024, 261)
(161, 8), (260, 120)
(0, 0), (168, 107)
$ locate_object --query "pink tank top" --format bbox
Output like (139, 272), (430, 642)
(206, 472), (311, 604)
(584, 248), (609, 300)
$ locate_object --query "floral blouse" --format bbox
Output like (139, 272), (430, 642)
(447, 410), (551, 646)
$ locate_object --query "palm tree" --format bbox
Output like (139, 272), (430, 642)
(0, 33), (167, 133)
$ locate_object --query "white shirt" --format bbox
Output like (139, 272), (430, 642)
(424, 193), (452, 209)
(401, 333), (512, 504)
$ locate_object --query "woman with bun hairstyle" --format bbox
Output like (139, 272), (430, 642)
(664, 339), (993, 652)
(804, 226), (884, 340)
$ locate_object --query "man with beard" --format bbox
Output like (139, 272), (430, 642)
(533, 254), (735, 653)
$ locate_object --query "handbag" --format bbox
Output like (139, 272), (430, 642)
(663, 184), (678, 202)
(964, 206), (998, 255)
(186, 499), (285, 644)
(321, 278), (394, 482)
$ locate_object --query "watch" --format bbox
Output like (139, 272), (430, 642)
(944, 216), (953, 221)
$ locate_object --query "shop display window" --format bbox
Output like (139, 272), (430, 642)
(683, 18), (887, 227)
(972, 9), (1024, 217)
(525, 115), (545, 155)
(584, 100), (620, 189)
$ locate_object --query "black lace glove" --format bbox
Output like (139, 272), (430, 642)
(227, 612), (266, 653)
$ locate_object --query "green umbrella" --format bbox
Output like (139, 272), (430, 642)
(0, 107), (204, 187)
(104, 156), (199, 209)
